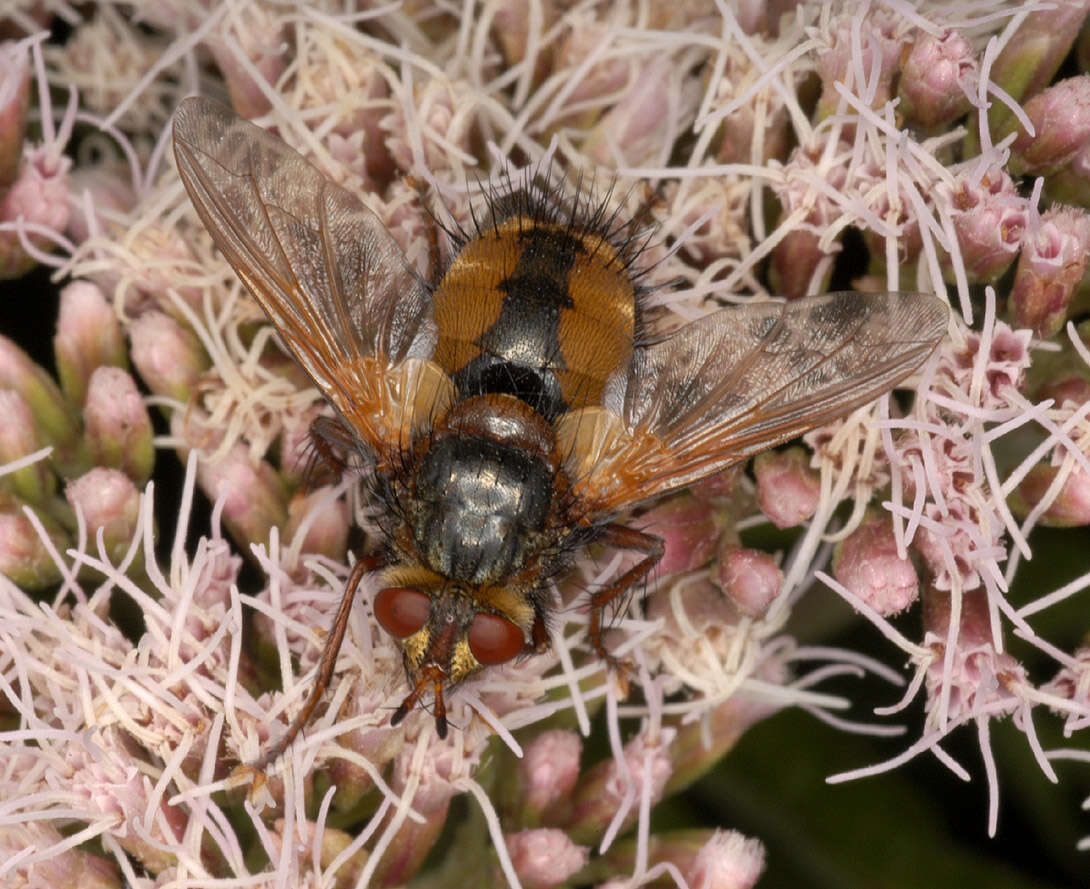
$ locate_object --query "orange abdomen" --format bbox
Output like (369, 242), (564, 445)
(432, 216), (636, 418)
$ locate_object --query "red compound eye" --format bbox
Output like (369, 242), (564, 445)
(374, 587), (431, 638)
(467, 612), (524, 665)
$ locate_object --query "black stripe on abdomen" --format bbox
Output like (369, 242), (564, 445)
(453, 225), (583, 420)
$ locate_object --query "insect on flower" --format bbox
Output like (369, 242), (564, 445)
(172, 96), (948, 766)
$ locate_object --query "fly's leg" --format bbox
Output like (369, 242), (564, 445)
(403, 174), (442, 278)
(251, 551), (387, 771)
(586, 524), (664, 684)
(304, 415), (359, 490)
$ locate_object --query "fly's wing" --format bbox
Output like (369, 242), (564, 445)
(558, 292), (948, 521)
(172, 97), (448, 463)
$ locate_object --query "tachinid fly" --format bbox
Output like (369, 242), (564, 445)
(172, 95), (948, 766)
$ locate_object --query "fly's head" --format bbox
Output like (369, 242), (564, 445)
(374, 566), (544, 736)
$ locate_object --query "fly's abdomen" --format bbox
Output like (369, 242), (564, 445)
(432, 216), (636, 419)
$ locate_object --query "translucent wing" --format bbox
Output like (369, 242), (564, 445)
(559, 292), (948, 520)
(172, 97), (445, 461)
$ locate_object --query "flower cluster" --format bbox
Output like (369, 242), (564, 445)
(3, 1), (1090, 887)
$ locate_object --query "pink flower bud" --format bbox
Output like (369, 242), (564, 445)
(370, 748), (455, 885)
(647, 575), (738, 640)
(1011, 462), (1090, 527)
(119, 223), (203, 316)
(191, 537), (241, 616)
(66, 163), (137, 244)
(987, 1), (1090, 115)
(833, 512), (918, 615)
(1043, 645), (1090, 716)
(935, 321), (1031, 409)
(753, 447), (820, 529)
(269, 820), (368, 889)
(553, 19), (631, 124)
(584, 56), (700, 167)
(0, 144), (70, 279)
(519, 729), (582, 817)
(946, 167), (1027, 283)
(717, 546), (781, 618)
(0, 389), (52, 504)
(714, 93), (792, 165)
(661, 178), (749, 264)
(491, 0), (555, 74)
(736, 0), (801, 37)
(913, 498), (990, 593)
(922, 585), (1023, 721)
(62, 732), (185, 874)
(1036, 373), (1090, 408)
(634, 492), (720, 576)
(769, 228), (829, 300)
(299, 46), (393, 185)
(7, 147), (65, 217)
(686, 829), (766, 889)
(0, 490), (66, 590)
(709, 50), (792, 163)
(669, 659), (787, 789)
(815, 13), (904, 121)
(0, 41), (31, 188)
(188, 429), (288, 550)
(333, 683), (405, 776)
(128, 311), (209, 401)
(898, 29), (976, 129)
(1011, 75), (1090, 174)
(0, 334), (80, 469)
(506, 829), (588, 889)
(65, 468), (140, 561)
(923, 581), (991, 648)
(53, 280), (127, 405)
(690, 464), (741, 501)
(0, 822), (121, 889)
(286, 488), (349, 562)
(554, 728), (675, 842)
(379, 180), (431, 275)
(596, 827), (764, 889)
(768, 141), (853, 298)
(1010, 207), (1090, 338)
(82, 367), (154, 483)
(382, 79), (477, 173)
(862, 183), (924, 267)
(205, 9), (288, 120)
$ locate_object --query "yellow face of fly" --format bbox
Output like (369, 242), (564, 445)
(373, 564), (537, 736)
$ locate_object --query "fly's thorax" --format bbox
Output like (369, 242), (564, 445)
(431, 215), (637, 418)
(407, 395), (565, 586)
